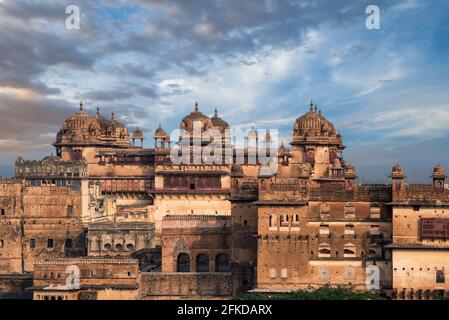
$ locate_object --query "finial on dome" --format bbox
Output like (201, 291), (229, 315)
(309, 100), (314, 111)
(111, 112), (115, 120)
(214, 107), (218, 117)
(80, 100), (84, 111)
(96, 107), (100, 115)
(195, 102), (199, 112)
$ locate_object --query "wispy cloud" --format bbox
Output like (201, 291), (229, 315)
(0, 0), (448, 180)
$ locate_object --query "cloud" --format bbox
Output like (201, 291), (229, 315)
(0, 92), (73, 155)
(85, 89), (134, 101)
(0, 0), (448, 182)
(135, 85), (159, 98)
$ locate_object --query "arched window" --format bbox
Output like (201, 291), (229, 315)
(318, 243), (331, 258)
(196, 253), (210, 272)
(115, 243), (123, 251)
(216, 253), (230, 272)
(344, 243), (356, 258)
(126, 243), (135, 251)
(318, 248), (331, 257)
(177, 253), (190, 272)
(104, 243), (112, 251)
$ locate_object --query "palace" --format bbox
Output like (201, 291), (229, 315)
(0, 100), (448, 300)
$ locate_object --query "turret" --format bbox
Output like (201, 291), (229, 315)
(132, 127), (144, 147)
(344, 164), (357, 190)
(432, 164), (446, 191)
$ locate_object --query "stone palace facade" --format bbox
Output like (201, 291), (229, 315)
(0, 101), (448, 300)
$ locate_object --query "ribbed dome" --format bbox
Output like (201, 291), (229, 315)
(92, 107), (111, 131)
(293, 102), (336, 137)
(180, 102), (214, 134)
(64, 101), (95, 131)
(55, 102), (131, 148)
(211, 108), (229, 133)
(107, 113), (126, 130)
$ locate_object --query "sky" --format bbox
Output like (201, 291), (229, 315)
(0, 0), (448, 182)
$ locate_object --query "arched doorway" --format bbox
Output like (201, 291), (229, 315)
(196, 253), (209, 272)
(177, 253), (190, 272)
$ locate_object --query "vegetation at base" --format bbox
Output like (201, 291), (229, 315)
(233, 285), (388, 300)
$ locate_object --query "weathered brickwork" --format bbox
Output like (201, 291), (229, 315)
(387, 164), (449, 299)
(139, 272), (232, 299)
(0, 179), (23, 274)
(32, 257), (139, 300)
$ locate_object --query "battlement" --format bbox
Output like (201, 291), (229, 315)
(35, 257), (138, 265)
(88, 222), (155, 231)
(0, 178), (22, 184)
(400, 184), (449, 202)
(163, 215), (230, 221)
(15, 156), (87, 179)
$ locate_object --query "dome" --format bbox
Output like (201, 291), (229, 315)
(92, 107), (111, 131)
(293, 102), (336, 137)
(155, 124), (167, 139)
(180, 102), (214, 134)
(132, 127), (144, 139)
(247, 126), (258, 140)
(107, 112), (126, 130)
(433, 164), (446, 178)
(105, 112), (129, 140)
(63, 101), (96, 132)
(211, 108), (229, 133)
